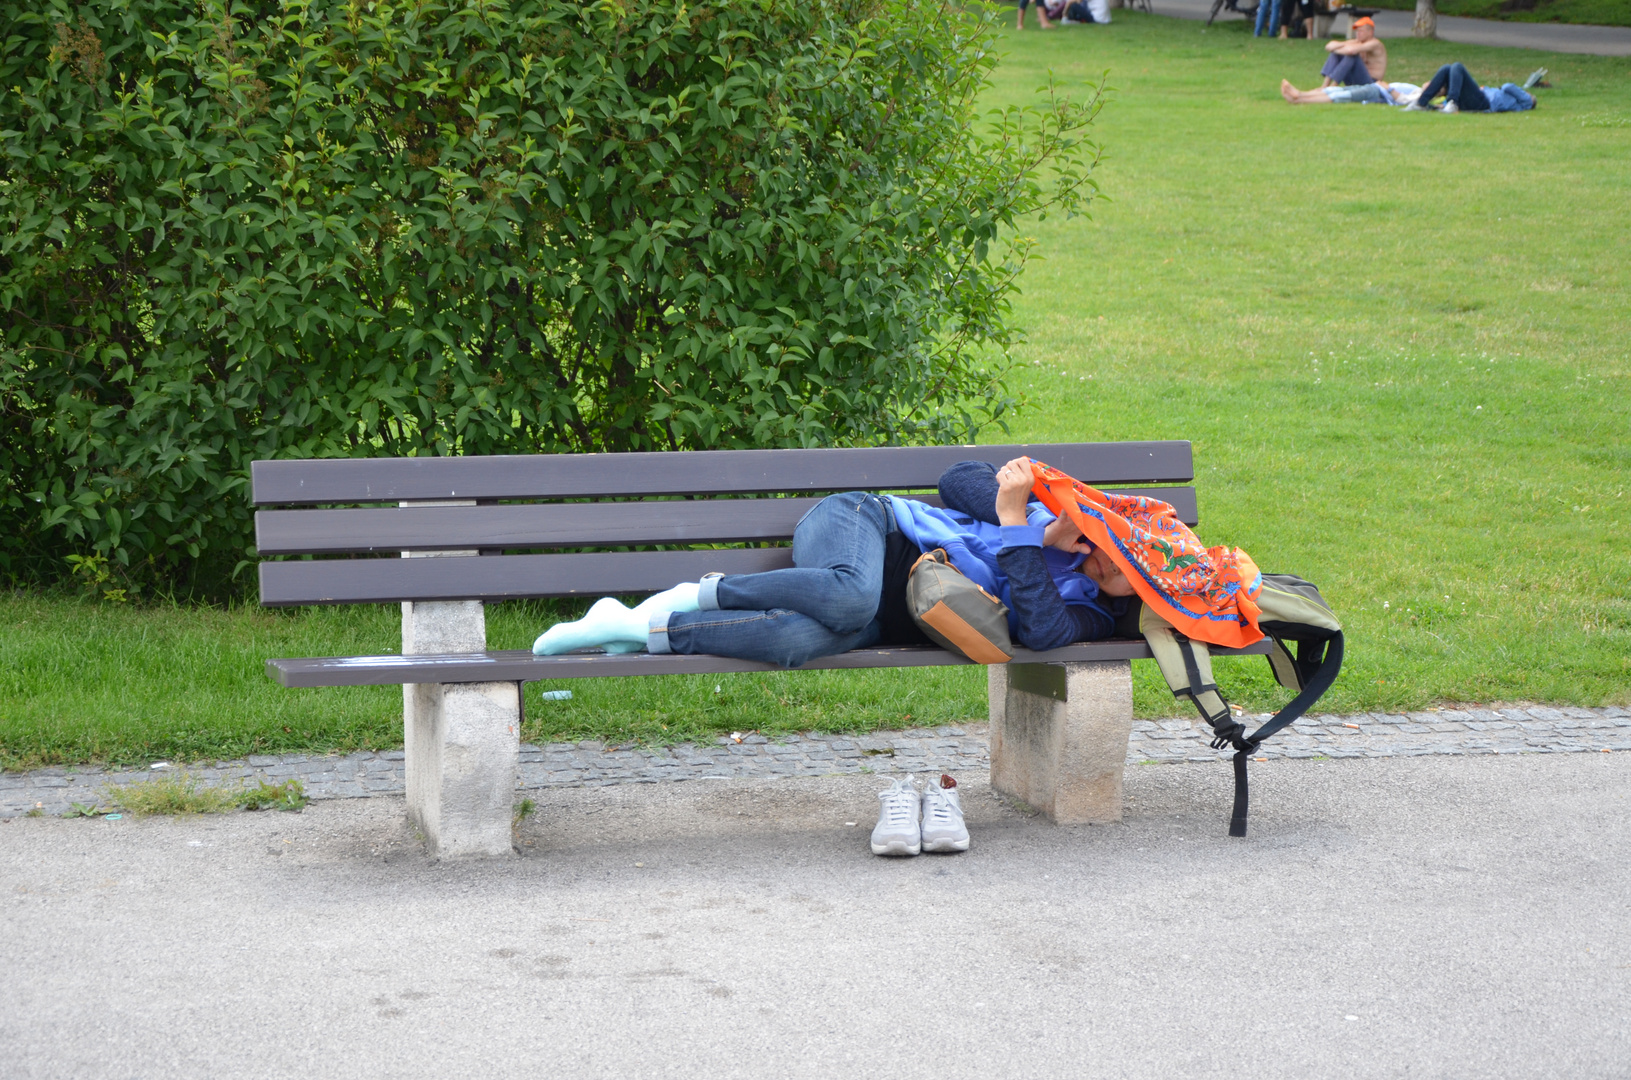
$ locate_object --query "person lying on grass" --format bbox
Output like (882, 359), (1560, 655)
(1319, 17), (1387, 87)
(1281, 79), (1420, 106)
(1403, 63), (1537, 113)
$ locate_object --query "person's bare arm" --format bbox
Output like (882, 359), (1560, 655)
(1327, 38), (1362, 53)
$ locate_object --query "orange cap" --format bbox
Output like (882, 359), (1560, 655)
(1353, 15), (1375, 27)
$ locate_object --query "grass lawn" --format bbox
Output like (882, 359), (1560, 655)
(2, 14), (1627, 769)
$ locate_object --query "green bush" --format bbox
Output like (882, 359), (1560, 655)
(0, 0), (1101, 595)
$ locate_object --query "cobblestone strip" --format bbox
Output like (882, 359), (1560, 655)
(1127, 704), (1631, 763)
(3, 706), (1626, 817)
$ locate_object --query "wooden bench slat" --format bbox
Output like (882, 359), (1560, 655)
(256, 498), (827, 556)
(254, 487), (1200, 555)
(258, 548), (800, 606)
(266, 639), (1275, 687)
(251, 442), (1193, 505)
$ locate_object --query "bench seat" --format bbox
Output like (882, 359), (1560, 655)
(267, 639), (1273, 688)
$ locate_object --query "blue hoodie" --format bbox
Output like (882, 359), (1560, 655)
(888, 496), (1104, 639)
(1482, 83), (1535, 112)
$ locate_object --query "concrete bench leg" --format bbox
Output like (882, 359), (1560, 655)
(404, 679), (520, 857)
(987, 660), (1134, 825)
(402, 598), (519, 858)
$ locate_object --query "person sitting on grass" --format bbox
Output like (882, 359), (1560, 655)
(1016, 0), (1057, 29)
(1403, 62), (1537, 113)
(1060, 0), (1111, 23)
(1319, 17), (1387, 87)
(1280, 79), (1420, 106)
(1017, 0), (1108, 30)
(531, 459), (1138, 858)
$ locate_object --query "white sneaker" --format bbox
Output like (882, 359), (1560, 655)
(920, 775), (971, 853)
(871, 776), (921, 856)
(1442, 100), (1459, 114)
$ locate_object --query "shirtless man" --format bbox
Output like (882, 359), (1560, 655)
(1319, 17), (1387, 87)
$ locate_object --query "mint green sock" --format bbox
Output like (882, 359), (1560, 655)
(533, 597), (649, 655)
(633, 582), (701, 617)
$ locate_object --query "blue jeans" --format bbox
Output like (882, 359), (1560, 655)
(1419, 63), (1490, 111)
(650, 492), (892, 668)
(1254, 0), (1281, 36)
(1324, 82), (1391, 104)
(1321, 53), (1375, 86)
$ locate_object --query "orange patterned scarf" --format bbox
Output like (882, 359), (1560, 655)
(1028, 459), (1265, 649)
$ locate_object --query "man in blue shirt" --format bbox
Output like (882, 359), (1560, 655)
(1405, 63), (1537, 113)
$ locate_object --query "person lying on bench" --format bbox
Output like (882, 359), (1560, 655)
(1280, 79), (1420, 106)
(534, 458), (1139, 858)
(534, 458), (1139, 857)
(1403, 62), (1536, 113)
(1319, 17), (1386, 87)
(533, 458), (1136, 668)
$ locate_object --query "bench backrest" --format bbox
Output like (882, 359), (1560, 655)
(252, 443), (1198, 607)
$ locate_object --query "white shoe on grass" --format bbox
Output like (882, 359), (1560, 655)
(1442, 100), (1459, 114)
(871, 775), (922, 856)
(920, 774), (970, 853)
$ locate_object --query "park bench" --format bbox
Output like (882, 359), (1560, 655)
(254, 442), (1270, 857)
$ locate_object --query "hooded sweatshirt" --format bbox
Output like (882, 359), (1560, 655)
(887, 462), (1120, 649)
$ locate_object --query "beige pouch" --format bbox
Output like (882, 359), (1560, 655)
(906, 549), (1013, 664)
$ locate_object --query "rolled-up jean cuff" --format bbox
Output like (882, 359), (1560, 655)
(698, 574), (723, 611)
(647, 611), (674, 654)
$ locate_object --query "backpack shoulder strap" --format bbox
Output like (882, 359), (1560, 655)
(1245, 631), (1345, 746)
(1139, 584), (1346, 838)
(1222, 629), (1344, 837)
(1138, 604), (1234, 730)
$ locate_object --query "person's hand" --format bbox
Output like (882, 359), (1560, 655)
(994, 457), (1034, 526)
(1042, 513), (1093, 556)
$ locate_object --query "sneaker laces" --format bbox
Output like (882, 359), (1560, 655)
(922, 785), (961, 825)
(878, 776), (918, 826)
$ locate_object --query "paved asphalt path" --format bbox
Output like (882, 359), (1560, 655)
(4, 752), (1629, 1079)
(1146, 0), (1631, 55)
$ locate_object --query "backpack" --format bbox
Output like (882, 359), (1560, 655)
(1023, 459), (1344, 837)
(1141, 573), (1344, 837)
